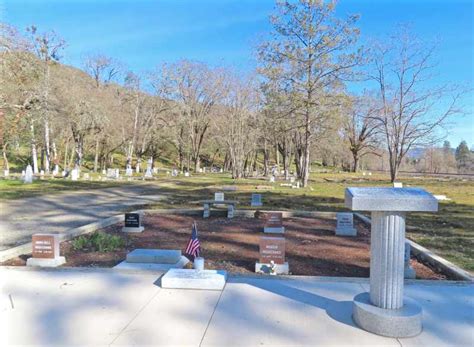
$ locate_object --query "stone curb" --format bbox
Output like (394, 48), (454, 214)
(353, 213), (473, 282)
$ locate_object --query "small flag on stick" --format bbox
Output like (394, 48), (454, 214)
(184, 221), (201, 260)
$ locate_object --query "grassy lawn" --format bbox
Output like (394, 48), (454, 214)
(0, 178), (123, 200)
(1, 171), (472, 272)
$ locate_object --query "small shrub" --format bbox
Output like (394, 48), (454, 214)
(71, 232), (124, 252)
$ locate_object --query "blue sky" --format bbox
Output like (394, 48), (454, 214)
(1, 0), (473, 147)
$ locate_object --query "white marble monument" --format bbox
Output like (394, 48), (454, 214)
(161, 269), (227, 290)
(23, 165), (33, 184)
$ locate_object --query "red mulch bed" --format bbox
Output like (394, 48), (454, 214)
(2, 212), (449, 280)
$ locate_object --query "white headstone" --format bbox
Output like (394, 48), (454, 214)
(184, 172), (190, 177)
(126, 165), (133, 177)
(215, 192), (224, 202)
(102, 169), (106, 175)
(270, 176), (275, 183)
(24, 165), (33, 184)
(40, 170), (45, 177)
(53, 165), (59, 176)
(71, 168), (79, 181)
(4, 169), (9, 177)
(335, 213), (357, 236)
(393, 182), (403, 188)
(251, 193), (263, 207)
(83, 172), (90, 180)
(115, 168), (120, 179)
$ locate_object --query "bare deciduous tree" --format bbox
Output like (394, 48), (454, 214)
(368, 28), (465, 181)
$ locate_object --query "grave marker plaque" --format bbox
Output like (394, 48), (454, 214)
(264, 212), (285, 233)
(259, 237), (286, 264)
(32, 234), (59, 259)
(214, 192), (224, 202)
(27, 233), (65, 267)
(125, 213), (140, 228)
(122, 213), (144, 232)
(335, 212), (357, 236)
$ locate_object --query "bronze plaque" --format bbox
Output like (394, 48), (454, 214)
(32, 234), (59, 259)
(259, 236), (286, 264)
(264, 212), (283, 228)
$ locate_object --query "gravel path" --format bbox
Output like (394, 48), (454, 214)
(0, 183), (163, 250)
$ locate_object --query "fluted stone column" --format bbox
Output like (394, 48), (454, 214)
(345, 187), (438, 338)
(370, 211), (405, 309)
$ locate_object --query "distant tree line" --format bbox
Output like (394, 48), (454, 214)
(0, 1), (470, 183)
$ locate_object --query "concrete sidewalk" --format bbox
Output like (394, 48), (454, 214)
(1, 268), (473, 346)
(0, 184), (163, 250)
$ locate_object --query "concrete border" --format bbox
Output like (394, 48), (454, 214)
(354, 213), (473, 282)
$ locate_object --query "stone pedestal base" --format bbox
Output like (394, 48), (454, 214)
(255, 262), (289, 275)
(353, 292), (422, 338)
(263, 227), (285, 234)
(335, 227), (357, 236)
(122, 226), (144, 233)
(27, 256), (66, 267)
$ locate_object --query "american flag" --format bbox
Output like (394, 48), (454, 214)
(184, 221), (201, 260)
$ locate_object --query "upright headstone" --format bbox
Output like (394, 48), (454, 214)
(122, 213), (144, 233)
(24, 165), (33, 184)
(214, 192), (224, 202)
(251, 193), (263, 207)
(404, 241), (416, 279)
(184, 171), (190, 177)
(4, 169), (9, 177)
(172, 169), (178, 177)
(144, 158), (153, 178)
(256, 236), (288, 274)
(126, 165), (133, 177)
(393, 182), (403, 188)
(115, 168), (120, 179)
(345, 187), (438, 337)
(335, 212), (357, 236)
(26, 234), (66, 267)
(102, 169), (107, 175)
(264, 212), (284, 233)
(269, 176), (275, 183)
(71, 168), (79, 181)
(53, 164), (59, 176)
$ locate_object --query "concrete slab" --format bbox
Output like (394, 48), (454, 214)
(126, 249), (182, 264)
(111, 287), (221, 346)
(1, 268), (472, 346)
(161, 269), (227, 290)
(114, 256), (189, 271)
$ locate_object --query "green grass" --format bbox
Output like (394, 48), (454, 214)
(1, 171), (473, 272)
(0, 179), (123, 200)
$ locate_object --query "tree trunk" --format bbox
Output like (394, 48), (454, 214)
(2, 143), (9, 171)
(94, 137), (100, 172)
(352, 151), (359, 173)
(43, 119), (51, 173)
(30, 122), (39, 173)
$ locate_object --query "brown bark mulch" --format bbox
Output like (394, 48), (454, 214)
(2, 213), (449, 280)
